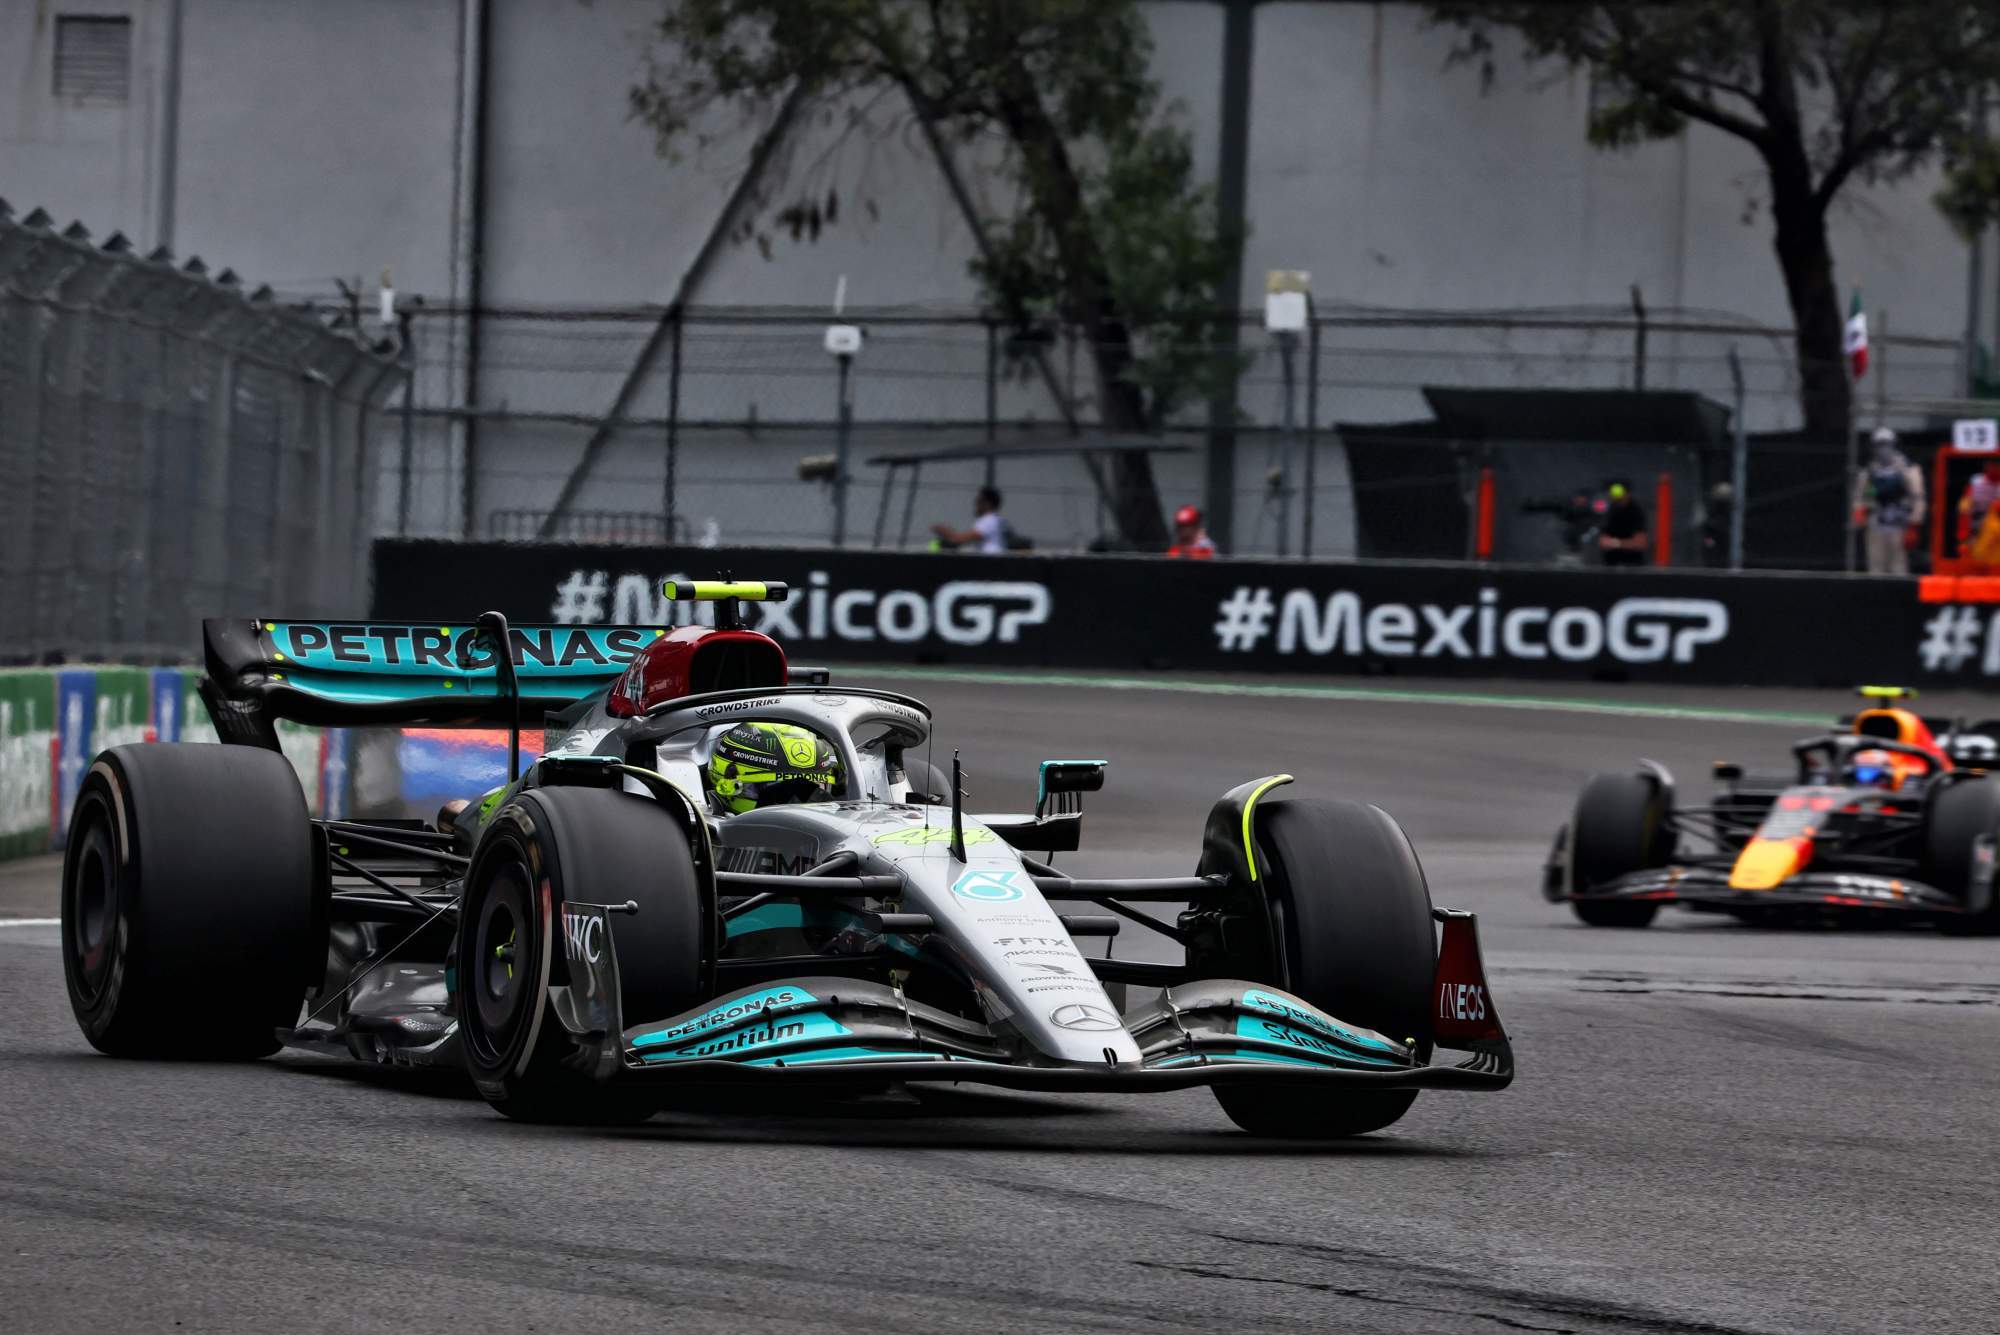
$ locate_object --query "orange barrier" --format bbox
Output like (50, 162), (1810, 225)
(1927, 446), (2000, 577)
(1918, 574), (2000, 603)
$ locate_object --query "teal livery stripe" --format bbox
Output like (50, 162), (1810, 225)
(638, 1011), (850, 1062)
(258, 622), (664, 690)
(743, 1047), (941, 1067)
(1233, 1016), (1407, 1067)
(632, 986), (819, 1049)
(724, 903), (811, 938)
(270, 670), (532, 706)
(1237, 990), (1408, 1060)
(1154, 1049), (1343, 1070)
(721, 903), (928, 962)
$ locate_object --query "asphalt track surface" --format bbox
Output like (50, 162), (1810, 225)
(3, 673), (1998, 1334)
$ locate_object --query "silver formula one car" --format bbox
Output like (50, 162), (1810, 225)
(61, 581), (1512, 1138)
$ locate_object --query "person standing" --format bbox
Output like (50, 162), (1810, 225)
(930, 485), (1008, 553)
(1597, 482), (1649, 567)
(1166, 504), (1216, 558)
(1958, 460), (2000, 567)
(1853, 428), (1924, 574)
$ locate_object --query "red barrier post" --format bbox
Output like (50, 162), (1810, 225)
(1654, 472), (1673, 567)
(1475, 466), (1496, 561)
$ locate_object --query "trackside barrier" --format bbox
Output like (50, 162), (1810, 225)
(0, 667), (347, 863)
(372, 539), (1989, 689)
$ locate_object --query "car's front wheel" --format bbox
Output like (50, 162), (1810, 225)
(456, 784), (709, 1122)
(1566, 773), (1673, 928)
(1200, 798), (1436, 1139)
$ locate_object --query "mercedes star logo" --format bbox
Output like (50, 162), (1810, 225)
(1049, 1004), (1122, 1032)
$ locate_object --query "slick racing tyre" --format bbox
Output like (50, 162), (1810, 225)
(1924, 777), (2000, 936)
(62, 744), (318, 1059)
(1567, 773), (1674, 928)
(456, 786), (708, 1123)
(1208, 798), (1436, 1139)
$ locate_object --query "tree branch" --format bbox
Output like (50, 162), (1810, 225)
(1582, 7), (1774, 147)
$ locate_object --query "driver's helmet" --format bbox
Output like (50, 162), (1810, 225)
(1847, 747), (1902, 790)
(705, 720), (844, 815)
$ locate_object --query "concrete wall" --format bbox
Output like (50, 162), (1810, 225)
(1, 1), (169, 243)
(1, 1), (1981, 556)
(174, 0), (461, 297)
(1245, 4), (1963, 328)
(6, 3), (1972, 322)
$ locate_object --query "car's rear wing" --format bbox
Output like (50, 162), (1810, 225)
(201, 617), (662, 741)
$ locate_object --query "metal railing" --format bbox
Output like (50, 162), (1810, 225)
(380, 301), (1968, 562)
(0, 201), (403, 662)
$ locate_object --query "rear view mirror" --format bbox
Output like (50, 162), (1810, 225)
(1040, 760), (1106, 795)
(1037, 760), (1106, 818)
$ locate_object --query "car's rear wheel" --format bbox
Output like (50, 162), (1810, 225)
(1567, 773), (1673, 927)
(62, 744), (319, 1059)
(1202, 798), (1435, 1139)
(456, 785), (709, 1122)
(1924, 777), (2000, 936)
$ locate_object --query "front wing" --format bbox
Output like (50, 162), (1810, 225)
(548, 904), (1512, 1094)
(1559, 864), (1972, 916)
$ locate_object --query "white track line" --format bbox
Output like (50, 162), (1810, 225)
(0, 918), (60, 928)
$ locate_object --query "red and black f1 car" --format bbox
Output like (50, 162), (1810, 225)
(1546, 689), (2000, 933)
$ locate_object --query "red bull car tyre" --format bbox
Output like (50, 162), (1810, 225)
(1567, 772), (1673, 928)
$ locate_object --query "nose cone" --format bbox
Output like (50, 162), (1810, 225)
(1729, 836), (1811, 890)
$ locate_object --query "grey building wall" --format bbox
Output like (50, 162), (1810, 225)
(2, 1), (172, 244)
(1, 1), (1980, 559)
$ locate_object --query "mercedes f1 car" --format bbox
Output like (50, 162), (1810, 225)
(1546, 688), (2000, 934)
(62, 581), (1511, 1137)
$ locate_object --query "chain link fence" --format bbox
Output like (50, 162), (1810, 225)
(382, 301), (1969, 564)
(0, 202), (404, 663)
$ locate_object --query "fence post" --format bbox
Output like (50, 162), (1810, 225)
(1630, 284), (1647, 392)
(832, 351), (853, 547)
(1276, 332), (1297, 557)
(397, 307), (415, 537)
(194, 342), (235, 617)
(270, 368), (298, 610)
(1728, 345), (1748, 570)
(1303, 312), (1319, 560)
(664, 305), (682, 544)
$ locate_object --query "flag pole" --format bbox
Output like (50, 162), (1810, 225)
(1842, 291), (1870, 574)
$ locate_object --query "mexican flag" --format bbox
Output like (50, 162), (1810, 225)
(1843, 290), (1869, 380)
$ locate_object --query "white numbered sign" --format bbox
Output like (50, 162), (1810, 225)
(1952, 418), (1999, 452)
